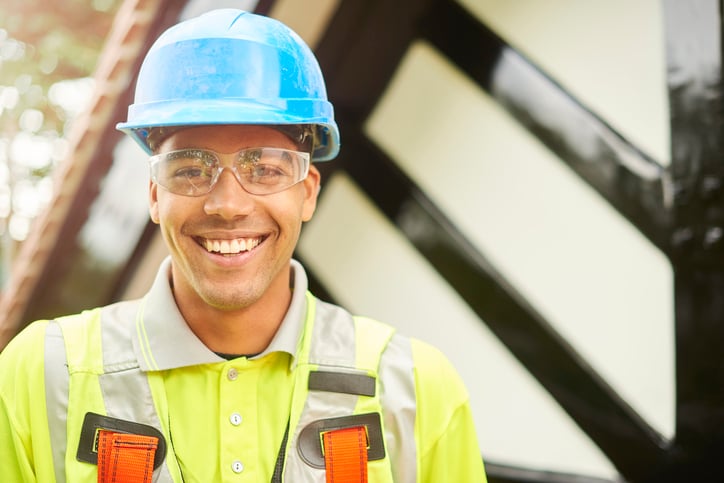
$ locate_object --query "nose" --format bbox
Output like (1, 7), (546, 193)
(203, 168), (255, 219)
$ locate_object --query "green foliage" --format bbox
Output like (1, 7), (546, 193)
(0, 0), (122, 136)
(0, 0), (122, 244)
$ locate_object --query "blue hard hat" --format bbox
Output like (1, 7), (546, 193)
(117, 9), (340, 161)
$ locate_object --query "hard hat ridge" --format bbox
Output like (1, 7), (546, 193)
(117, 9), (340, 161)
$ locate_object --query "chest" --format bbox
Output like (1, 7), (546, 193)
(161, 357), (294, 482)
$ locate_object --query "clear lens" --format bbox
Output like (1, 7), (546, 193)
(150, 147), (310, 196)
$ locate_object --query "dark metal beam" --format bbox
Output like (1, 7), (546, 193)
(315, 0), (434, 124)
(420, 0), (671, 253)
(316, 0), (673, 480)
(342, 131), (667, 480)
(660, 1), (724, 481)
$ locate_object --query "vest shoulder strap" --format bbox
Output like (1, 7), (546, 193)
(45, 301), (176, 482)
(282, 295), (415, 483)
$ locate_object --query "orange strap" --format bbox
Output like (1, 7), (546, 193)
(97, 430), (158, 483)
(323, 426), (368, 483)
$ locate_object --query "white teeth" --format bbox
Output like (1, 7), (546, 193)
(203, 237), (261, 254)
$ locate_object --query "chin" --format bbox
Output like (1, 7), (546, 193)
(201, 289), (258, 311)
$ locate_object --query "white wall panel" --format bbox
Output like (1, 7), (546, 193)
(299, 173), (618, 477)
(456, 0), (669, 165)
(300, 0), (673, 477)
(364, 40), (674, 441)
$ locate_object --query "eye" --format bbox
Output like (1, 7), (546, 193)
(174, 166), (207, 178)
(251, 164), (286, 178)
(168, 150), (215, 178)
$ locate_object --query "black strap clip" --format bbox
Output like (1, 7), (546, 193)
(77, 412), (167, 470)
(297, 412), (385, 468)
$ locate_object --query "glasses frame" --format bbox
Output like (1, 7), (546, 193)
(149, 147), (311, 197)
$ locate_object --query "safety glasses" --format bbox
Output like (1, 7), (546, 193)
(149, 147), (310, 196)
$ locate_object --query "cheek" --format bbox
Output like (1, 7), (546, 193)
(153, 194), (193, 231)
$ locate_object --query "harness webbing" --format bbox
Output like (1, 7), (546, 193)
(322, 426), (369, 483)
(97, 431), (158, 483)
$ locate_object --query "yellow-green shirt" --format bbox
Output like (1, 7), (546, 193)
(0, 258), (486, 482)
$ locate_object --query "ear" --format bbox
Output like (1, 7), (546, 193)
(301, 164), (321, 222)
(149, 180), (160, 224)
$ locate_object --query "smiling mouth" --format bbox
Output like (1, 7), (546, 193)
(200, 236), (264, 255)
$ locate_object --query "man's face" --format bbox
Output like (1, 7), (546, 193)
(149, 124), (320, 312)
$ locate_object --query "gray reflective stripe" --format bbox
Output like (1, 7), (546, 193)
(45, 320), (69, 483)
(98, 302), (175, 482)
(44, 302), (175, 482)
(309, 298), (358, 366)
(283, 298), (418, 482)
(285, 299), (361, 482)
(379, 333), (417, 483)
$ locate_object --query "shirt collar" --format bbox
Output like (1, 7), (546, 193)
(132, 257), (309, 371)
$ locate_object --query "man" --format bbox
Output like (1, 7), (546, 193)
(0, 9), (487, 482)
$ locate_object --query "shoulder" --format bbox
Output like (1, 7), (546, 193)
(53, 300), (140, 345)
(0, 300), (139, 373)
(409, 337), (469, 406)
(0, 319), (50, 371)
(0, 308), (100, 378)
(0, 320), (53, 411)
(409, 337), (474, 449)
(0, 320), (55, 479)
(409, 338), (486, 478)
(348, 311), (469, 405)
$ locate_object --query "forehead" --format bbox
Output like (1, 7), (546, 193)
(159, 125), (297, 153)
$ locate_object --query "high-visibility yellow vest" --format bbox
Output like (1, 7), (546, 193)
(44, 292), (417, 482)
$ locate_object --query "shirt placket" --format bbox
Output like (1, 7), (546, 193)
(220, 358), (260, 482)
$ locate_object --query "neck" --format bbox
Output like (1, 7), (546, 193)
(172, 266), (293, 355)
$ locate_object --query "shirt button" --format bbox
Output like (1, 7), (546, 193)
(227, 368), (238, 381)
(232, 460), (244, 473)
(230, 413), (242, 426)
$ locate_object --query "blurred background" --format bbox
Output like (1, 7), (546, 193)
(1, 1), (723, 482)
(0, 0), (123, 280)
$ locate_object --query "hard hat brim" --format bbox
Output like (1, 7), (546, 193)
(117, 98), (340, 161)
